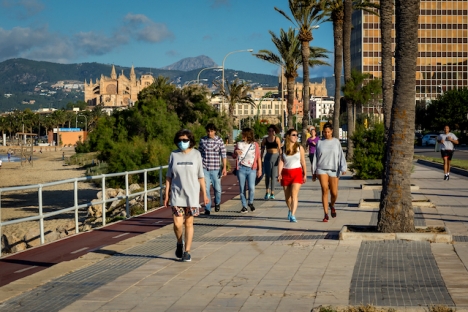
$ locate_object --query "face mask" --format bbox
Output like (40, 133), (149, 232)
(178, 141), (190, 151)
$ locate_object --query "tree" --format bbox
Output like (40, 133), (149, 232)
(213, 78), (255, 143)
(380, 0), (394, 142)
(343, 0), (353, 160)
(275, 0), (326, 144)
(343, 70), (382, 121)
(254, 28), (329, 131)
(378, 0), (420, 233)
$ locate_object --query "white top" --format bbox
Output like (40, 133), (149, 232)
(438, 132), (458, 150)
(282, 146), (302, 169)
(237, 142), (256, 167)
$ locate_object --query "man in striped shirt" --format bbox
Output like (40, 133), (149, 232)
(199, 123), (227, 215)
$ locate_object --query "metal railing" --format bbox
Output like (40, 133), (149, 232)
(0, 165), (168, 257)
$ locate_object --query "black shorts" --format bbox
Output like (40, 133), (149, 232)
(441, 150), (454, 160)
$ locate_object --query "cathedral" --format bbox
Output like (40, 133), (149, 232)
(84, 65), (154, 107)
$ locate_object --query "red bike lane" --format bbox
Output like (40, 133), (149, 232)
(0, 169), (240, 287)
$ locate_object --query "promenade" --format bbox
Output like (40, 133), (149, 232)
(1, 162), (468, 311)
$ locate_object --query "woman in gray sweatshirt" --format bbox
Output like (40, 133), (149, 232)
(312, 122), (347, 222)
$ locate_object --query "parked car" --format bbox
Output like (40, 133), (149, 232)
(414, 133), (423, 146)
(422, 134), (438, 146)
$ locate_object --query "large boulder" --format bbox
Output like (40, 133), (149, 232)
(129, 183), (141, 193)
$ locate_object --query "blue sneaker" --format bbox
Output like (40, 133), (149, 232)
(264, 193), (270, 200)
(288, 210), (291, 220)
(290, 215), (297, 223)
(270, 194), (275, 200)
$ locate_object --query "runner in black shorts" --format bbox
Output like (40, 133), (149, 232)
(438, 125), (459, 181)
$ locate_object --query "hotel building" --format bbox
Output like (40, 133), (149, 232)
(351, 0), (468, 104)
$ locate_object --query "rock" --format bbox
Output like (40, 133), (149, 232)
(1, 234), (11, 253)
(45, 231), (61, 244)
(110, 199), (122, 209)
(119, 211), (127, 218)
(129, 199), (137, 206)
(59, 232), (68, 239)
(93, 217), (103, 224)
(80, 224), (92, 232)
(129, 183), (141, 193)
(96, 191), (103, 200)
(24, 228), (41, 247)
(106, 188), (118, 198)
(56, 224), (67, 233)
(10, 242), (27, 253)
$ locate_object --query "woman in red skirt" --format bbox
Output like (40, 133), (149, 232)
(277, 129), (307, 222)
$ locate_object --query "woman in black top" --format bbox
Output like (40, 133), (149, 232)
(261, 125), (282, 199)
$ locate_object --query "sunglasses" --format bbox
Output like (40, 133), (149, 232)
(177, 139), (190, 143)
(290, 134), (298, 137)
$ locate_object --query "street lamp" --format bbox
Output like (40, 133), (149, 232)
(197, 66), (223, 84)
(220, 49), (253, 112)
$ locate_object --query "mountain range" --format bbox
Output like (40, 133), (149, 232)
(0, 57), (335, 112)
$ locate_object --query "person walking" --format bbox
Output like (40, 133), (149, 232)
(277, 129), (307, 222)
(312, 122), (347, 222)
(261, 124), (281, 200)
(306, 126), (319, 172)
(438, 125), (459, 180)
(233, 128), (262, 213)
(164, 129), (209, 262)
(198, 123), (227, 215)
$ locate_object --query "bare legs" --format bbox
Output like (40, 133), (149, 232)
(443, 157), (450, 175)
(173, 215), (194, 252)
(283, 183), (302, 216)
(317, 174), (339, 215)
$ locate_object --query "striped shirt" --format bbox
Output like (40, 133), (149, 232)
(198, 135), (227, 171)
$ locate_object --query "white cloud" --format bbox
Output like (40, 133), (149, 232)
(0, 13), (173, 62)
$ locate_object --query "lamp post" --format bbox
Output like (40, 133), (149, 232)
(197, 66), (223, 84)
(220, 49), (253, 112)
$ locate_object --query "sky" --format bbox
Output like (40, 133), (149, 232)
(0, 0), (335, 78)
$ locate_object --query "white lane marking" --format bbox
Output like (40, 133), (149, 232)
(71, 247), (89, 254)
(228, 187), (232, 189)
(113, 233), (130, 239)
(15, 266), (38, 273)
(153, 221), (162, 224)
(222, 191), (225, 194)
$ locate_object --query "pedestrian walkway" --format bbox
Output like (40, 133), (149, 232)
(1, 163), (468, 311)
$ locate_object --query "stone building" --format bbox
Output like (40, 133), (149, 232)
(84, 65), (154, 107)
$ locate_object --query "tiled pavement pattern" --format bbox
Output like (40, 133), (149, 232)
(0, 163), (467, 311)
(350, 240), (453, 306)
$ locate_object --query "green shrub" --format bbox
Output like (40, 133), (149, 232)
(349, 123), (385, 179)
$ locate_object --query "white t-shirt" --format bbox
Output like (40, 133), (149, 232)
(438, 133), (458, 150)
(282, 146), (302, 169)
(236, 142), (256, 167)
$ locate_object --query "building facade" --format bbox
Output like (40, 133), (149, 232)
(84, 65), (154, 107)
(351, 0), (468, 104)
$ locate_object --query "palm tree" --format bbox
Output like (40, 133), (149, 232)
(255, 28), (329, 130)
(275, 0), (326, 143)
(378, 0), (420, 233)
(343, 0), (354, 160)
(380, 0), (394, 141)
(212, 78), (254, 143)
(323, 0), (379, 138)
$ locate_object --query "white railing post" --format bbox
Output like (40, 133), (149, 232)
(38, 185), (45, 244)
(125, 172), (130, 218)
(74, 179), (79, 233)
(101, 176), (106, 227)
(159, 165), (163, 207)
(144, 169), (148, 212)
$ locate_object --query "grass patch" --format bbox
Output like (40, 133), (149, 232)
(414, 155), (468, 170)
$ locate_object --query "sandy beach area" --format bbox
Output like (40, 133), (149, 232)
(0, 146), (99, 248)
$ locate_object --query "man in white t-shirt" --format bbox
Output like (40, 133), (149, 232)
(437, 125), (459, 180)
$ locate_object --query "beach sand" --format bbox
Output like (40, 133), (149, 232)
(0, 146), (99, 248)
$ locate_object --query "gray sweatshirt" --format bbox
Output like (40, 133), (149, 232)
(312, 138), (347, 176)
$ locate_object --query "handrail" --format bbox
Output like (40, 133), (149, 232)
(0, 165), (169, 257)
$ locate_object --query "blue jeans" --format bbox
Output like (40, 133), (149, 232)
(204, 169), (222, 211)
(237, 165), (257, 208)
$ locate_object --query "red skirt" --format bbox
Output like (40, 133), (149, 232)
(281, 168), (304, 186)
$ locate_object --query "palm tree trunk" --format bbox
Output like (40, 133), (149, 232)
(378, 0), (420, 233)
(301, 40), (310, 146)
(286, 77), (295, 129)
(380, 0), (394, 141)
(343, 0), (354, 160)
(332, 15), (344, 139)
